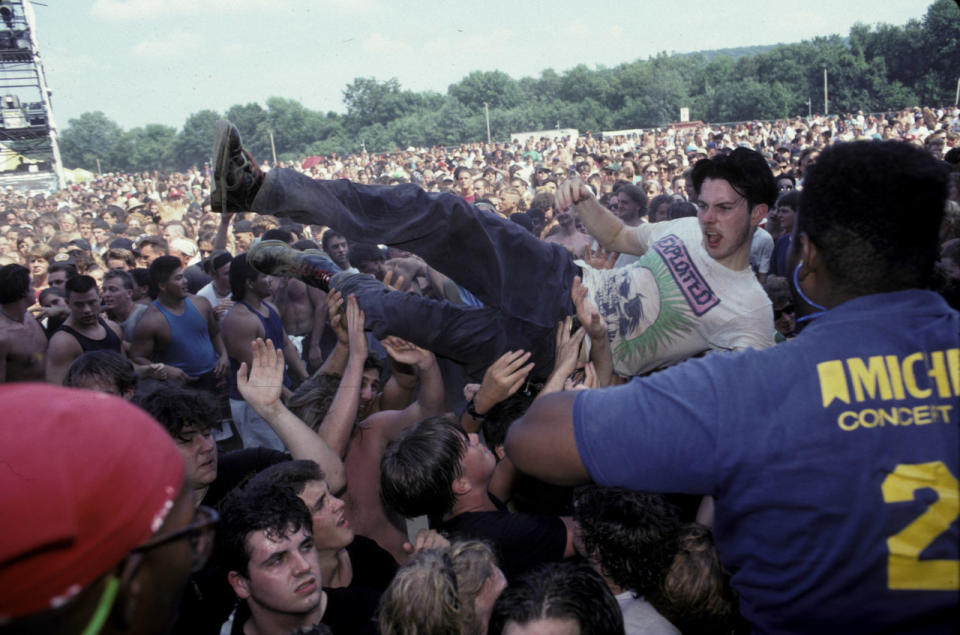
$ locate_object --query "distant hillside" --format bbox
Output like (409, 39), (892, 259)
(677, 44), (779, 62)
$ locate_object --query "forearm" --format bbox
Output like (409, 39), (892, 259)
(255, 400), (347, 494)
(213, 215), (230, 250)
(588, 336), (614, 388)
(576, 198), (641, 255)
(317, 352), (366, 456)
(317, 341), (348, 376)
(412, 356), (445, 417)
(284, 339), (308, 382)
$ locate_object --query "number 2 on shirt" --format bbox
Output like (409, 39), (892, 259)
(881, 461), (959, 590)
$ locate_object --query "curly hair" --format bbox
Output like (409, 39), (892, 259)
(798, 140), (948, 294)
(132, 381), (220, 441)
(378, 540), (499, 635)
(572, 486), (680, 598)
(215, 480), (313, 577)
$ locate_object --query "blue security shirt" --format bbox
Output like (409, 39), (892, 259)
(574, 289), (959, 633)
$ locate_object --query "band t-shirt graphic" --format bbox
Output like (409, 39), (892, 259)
(579, 217), (774, 377)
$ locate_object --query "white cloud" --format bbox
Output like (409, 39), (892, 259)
(132, 30), (199, 58)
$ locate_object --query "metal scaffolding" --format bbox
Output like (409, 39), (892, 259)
(0, 0), (63, 191)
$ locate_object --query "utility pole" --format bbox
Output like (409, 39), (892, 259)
(268, 129), (278, 166)
(823, 67), (829, 116)
(483, 102), (491, 144)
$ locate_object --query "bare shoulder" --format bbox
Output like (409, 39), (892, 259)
(189, 293), (212, 312)
(48, 328), (82, 355)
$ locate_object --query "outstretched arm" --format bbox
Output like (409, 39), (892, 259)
(504, 390), (591, 486)
(373, 336), (445, 443)
(556, 179), (645, 256)
(571, 277), (613, 387)
(316, 294), (368, 456)
(238, 337), (346, 493)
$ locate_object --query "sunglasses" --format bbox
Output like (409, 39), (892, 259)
(774, 304), (796, 320)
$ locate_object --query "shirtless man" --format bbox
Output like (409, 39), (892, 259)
(264, 235), (327, 371)
(0, 264), (47, 382)
(544, 200), (593, 259)
(46, 275), (123, 385)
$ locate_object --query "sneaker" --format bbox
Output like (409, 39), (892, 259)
(210, 119), (263, 214)
(248, 240), (335, 292)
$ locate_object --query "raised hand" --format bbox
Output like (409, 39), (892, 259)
(571, 277), (606, 340)
(474, 349), (535, 413)
(237, 338), (285, 413)
(584, 244), (619, 270)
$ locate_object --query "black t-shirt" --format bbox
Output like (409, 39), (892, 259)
(172, 448), (290, 635)
(435, 496), (567, 581)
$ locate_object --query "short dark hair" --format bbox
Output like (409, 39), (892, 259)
(216, 480), (313, 577)
(136, 235), (167, 253)
(228, 252), (259, 301)
(48, 262), (78, 279)
(380, 414), (467, 518)
(488, 562), (624, 635)
(132, 381), (219, 441)
(668, 201), (697, 219)
(262, 228), (295, 243)
(64, 350), (137, 396)
(147, 255), (182, 298)
(573, 486), (681, 598)
(798, 140), (948, 294)
(348, 242), (384, 269)
(252, 459), (325, 497)
(0, 264), (30, 303)
(776, 189), (800, 210)
(321, 229), (345, 253)
(64, 275), (97, 299)
(691, 147), (778, 210)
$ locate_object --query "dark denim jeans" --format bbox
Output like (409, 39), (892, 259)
(254, 170), (580, 377)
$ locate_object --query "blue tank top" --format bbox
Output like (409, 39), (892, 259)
(228, 301), (291, 400)
(153, 298), (218, 376)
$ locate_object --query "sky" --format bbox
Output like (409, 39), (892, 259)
(23, 0), (938, 132)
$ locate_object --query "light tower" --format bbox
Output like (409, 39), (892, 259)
(0, 0), (63, 192)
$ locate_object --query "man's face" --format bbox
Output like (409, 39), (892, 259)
(198, 241), (214, 263)
(106, 258), (130, 271)
(457, 172), (473, 196)
(554, 204), (575, 227)
(249, 273), (273, 299)
(357, 259), (386, 280)
(235, 231), (253, 253)
(174, 424), (218, 490)
(139, 244), (162, 267)
(101, 277), (132, 311)
(774, 301), (797, 337)
(696, 178), (761, 269)
(30, 257), (48, 278)
(214, 261), (231, 288)
(460, 432), (497, 486)
(47, 270), (68, 289)
(232, 525), (325, 618)
(326, 237), (349, 270)
(92, 227), (107, 243)
(616, 192), (642, 222)
(161, 267), (189, 299)
(359, 367), (381, 419)
(774, 203), (796, 234)
(39, 292), (63, 309)
(68, 288), (101, 327)
(298, 480), (354, 551)
(79, 222), (93, 240)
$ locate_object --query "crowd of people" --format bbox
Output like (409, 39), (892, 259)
(1, 104), (959, 634)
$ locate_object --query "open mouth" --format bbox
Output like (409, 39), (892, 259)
(295, 578), (317, 595)
(704, 232), (722, 249)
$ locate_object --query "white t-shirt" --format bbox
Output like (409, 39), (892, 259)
(580, 217), (774, 377)
(750, 227), (774, 275)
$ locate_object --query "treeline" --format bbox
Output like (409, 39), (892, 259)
(59, 0), (959, 172)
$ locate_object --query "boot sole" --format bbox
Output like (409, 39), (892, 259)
(211, 119), (235, 214)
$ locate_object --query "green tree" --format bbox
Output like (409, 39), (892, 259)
(59, 111), (125, 172)
(449, 70), (522, 109)
(172, 110), (221, 170)
(124, 124), (177, 172)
